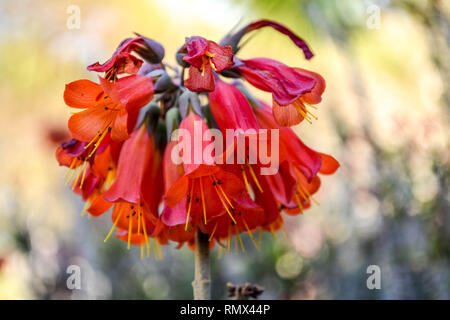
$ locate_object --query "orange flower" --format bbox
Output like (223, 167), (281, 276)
(64, 75), (153, 145)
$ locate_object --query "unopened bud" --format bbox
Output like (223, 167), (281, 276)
(134, 33), (165, 64)
(145, 102), (160, 135)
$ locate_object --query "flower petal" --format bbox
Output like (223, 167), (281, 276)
(64, 80), (104, 109)
(184, 64), (215, 92)
(68, 105), (115, 142)
(319, 153), (339, 175)
(272, 99), (304, 127)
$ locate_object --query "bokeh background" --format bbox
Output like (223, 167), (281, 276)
(0, 0), (449, 299)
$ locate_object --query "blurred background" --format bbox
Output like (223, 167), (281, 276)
(0, 0), (449, 299)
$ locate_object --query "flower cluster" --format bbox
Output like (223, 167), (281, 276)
(56, 20), (339, 258)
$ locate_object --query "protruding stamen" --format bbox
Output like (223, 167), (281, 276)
(80, 200), (90, 216)
(65, 162), (79, 185)
(212, 175), (234, 209)
(242, 219), (260, 251)
(241, 166), (251, 195)
(209, 223), (218, 241)
(294, 105), (313, 124)
(236, 227), (245, 253)
(71, 161), (85, 190)
(137, 209), (141, 236)
(64, 158), (77, 179)
(299, 184), (320, 205)
(79, 160), (89, 189)
(199, 177), (207, 224)
(141, 214), (150, 257)
(294, 193), (304, 213)
(104, 209), (123, 242)
(185, 181), (194, 231)
(247, 164), (263, 193)
(281, 226), (288, 239)
(156, 240), (163, 260)
(152, 238), (159, 260)
(210, 176), (236, 224)
(217, 245), (223, 259)
(87, 126), (110, 159)
(269, 225), (277, 239)
(127, 214), (133, 250)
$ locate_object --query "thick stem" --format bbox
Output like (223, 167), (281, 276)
(192, 230), (211, 300)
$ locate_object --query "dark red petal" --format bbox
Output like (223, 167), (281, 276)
(87, 37), (144, 73)
(239, 58), (316, 105)
(184, 65), (215, 92)
(183, 36), (208, 69)
(207, 41), (234, 72)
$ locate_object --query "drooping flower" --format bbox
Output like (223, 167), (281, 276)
(162, 112), (247, 229)
(88, 36), (165, 79)
(272, 68), (326, 127)
(57, 21), (340, 260)
(237, 58), (325, 126)
(183, 37), (234, 92)
(64, 74), (153, 144)
(87, 126), (161, 252)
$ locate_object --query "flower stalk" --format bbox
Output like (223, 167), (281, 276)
(192, 230), (211, 300)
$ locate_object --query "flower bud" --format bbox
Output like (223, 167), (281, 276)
(154, 72), (174, 93)
(134, 34), (165, 64)
(146, 102), (161, 135)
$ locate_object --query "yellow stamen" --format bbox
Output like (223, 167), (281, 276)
(79, 160), (89, 189)
(141, 214), (150, 257)
(281, 226), (288, 239)
(212, 175), (234, 209)
(209, 223), (218, 241)
(294, 193), (304, 213)
(80, 200), (90, 216)
(64, 158), (77, 179)
(127, 215), (133, 250)
(217, 245), (223, 259)
(236, 227), (245, 253)
(258, 228), (262, 244)
(87, 126), (110, 159)
(295, 105), (312, 124)
(242, 219), (260, 251)
(210, 176), (236, 224)
(65, 162), (79, 185)
(137, 210), (141, 236)
(71, 161), (85, 190)
(247, 165), (263, 193)
(185, 181), (194, 231)
(299, 185), (320, 205)
(157, 240), (163, 260)
(200, 177), (207, 224)
(140, 244), (145, 260)
(152, 238), (159, 260)
(241, 166), (251, 195)
(104, 210), (122, 242)
(269, 225), (276, 239)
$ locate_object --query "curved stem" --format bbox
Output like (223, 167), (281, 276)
(192, 230), (211, 300)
